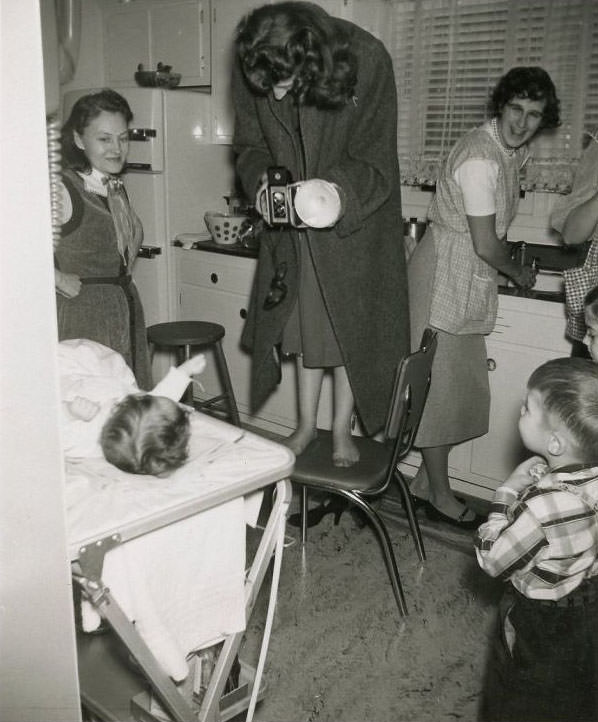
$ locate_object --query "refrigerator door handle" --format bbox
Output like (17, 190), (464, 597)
(137, 246), (162, 259)
(129, 128), (157, 141)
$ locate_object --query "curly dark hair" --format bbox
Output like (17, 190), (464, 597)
(235, 1), (357, 109)
(489, 66), (560, 129)
(101, 395), (191, 477)
(61, 88), (133, 172)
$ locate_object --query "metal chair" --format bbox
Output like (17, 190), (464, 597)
(147, 321), (241, 427)
(290, 329), (438, 616)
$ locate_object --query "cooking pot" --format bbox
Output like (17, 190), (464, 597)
(403, 217), (428, 244)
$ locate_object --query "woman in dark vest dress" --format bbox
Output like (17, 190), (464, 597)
(55, 89), (152, 389)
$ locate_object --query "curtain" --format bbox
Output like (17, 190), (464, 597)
(389, 0), (598, 190)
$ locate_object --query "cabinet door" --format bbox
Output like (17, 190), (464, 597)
(468, 341), (553, 488)
(151, 2), (210, 85)
(210, 0), (268, 142)
(444, 298), (571, 498)
(104, 5), (151, 86)
(178, 280), (298, 431)
(103, 1), (209, 87)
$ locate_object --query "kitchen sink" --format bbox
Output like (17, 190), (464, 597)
(497, 241), (588, 302)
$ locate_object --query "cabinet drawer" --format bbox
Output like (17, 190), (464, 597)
(176, 250), (256, 296)
(491, 299), (569, 353)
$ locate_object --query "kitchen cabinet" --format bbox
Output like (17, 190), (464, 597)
(102, 0), (210, 87)
(402, 294), (572, 501)
(176, 249), (292, 433)
(175, 248), (336, 434)
(210, 0), (266, 142)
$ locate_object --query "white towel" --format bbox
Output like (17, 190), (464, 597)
(81, 496), (257, 681)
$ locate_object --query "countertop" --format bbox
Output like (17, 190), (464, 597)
(173, 239), (259, 259)
(174, 241), (565, 304)
(497, 286), (564, 304)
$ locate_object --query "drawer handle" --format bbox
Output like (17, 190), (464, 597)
(240, 308), (247, 319)
(487, 358), (496, 371)
(210, 273), (219, 284)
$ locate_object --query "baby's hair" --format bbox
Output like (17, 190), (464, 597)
(101, 395), (190, 476)
(584, 285), (598, 323)
(528, 357), (598, 462)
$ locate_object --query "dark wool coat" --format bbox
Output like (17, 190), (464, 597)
(232, 19), (410, 435)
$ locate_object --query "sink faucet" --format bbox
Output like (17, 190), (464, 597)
(510, 241), (527, 266)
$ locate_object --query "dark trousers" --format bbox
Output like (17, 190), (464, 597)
(480, 587), (598, 722)
(571, 338), (591, 359)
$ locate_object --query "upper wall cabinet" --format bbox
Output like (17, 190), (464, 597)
(210, 0), (267, 143)
(102, 0), (210, 87)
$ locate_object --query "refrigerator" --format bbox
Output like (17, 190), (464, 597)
(62, 87), (237, 328)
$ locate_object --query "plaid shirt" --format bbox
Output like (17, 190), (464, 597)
(551, 129), (598, 340)
(475, 463), (598, 600)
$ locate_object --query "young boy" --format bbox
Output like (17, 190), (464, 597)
(59, 338), (206, 475)
(475, 357), (598, 722)
(583, 284), (598, 361)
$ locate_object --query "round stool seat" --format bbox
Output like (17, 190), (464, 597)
(147, 321), (225, 348)
(147, 320), (241, 427)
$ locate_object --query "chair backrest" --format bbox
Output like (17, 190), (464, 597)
(384, 329), (438, 461)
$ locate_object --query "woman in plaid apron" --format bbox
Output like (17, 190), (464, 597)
(408, 68), (560, 528)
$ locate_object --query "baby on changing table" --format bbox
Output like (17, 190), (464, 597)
(59, 338), (206, 475)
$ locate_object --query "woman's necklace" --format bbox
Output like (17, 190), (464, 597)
(491, 117), (517, 157)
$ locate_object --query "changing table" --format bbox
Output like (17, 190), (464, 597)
(66, 412), (294, 722)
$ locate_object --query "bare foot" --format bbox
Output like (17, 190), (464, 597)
(283, 426), (317, 456)
(332, 431), (360, 467)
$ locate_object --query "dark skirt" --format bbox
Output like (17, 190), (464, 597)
(282, 237), (343, 368)
(57, 281), (152, 390)
(408, 232), (490, 446)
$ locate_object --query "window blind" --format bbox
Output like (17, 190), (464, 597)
(389, 0), (598, 188)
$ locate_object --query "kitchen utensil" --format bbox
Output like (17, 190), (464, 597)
(204, 212), (248, 245)
(135, 63), (181, 89)
(174, 232), (211, 250)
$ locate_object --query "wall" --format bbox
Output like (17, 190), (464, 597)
(60, 0), (105, 101)
(0, 2), (81, 721)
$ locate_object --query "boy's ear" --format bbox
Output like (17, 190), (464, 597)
(547, 432), (566, 457)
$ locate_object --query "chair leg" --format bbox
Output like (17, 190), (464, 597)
(213, 341), (241, 427)
(300, 486), (309, 545)
(395, 469), (426, 562)
(344, 493), (408, 617)
(182, 344), (194, 405)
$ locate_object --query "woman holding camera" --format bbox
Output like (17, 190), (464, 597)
(233, 2), (409, 483)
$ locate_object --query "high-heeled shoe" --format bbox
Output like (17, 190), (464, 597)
(422, 501), (484, 531)
(287, 497), (348, 528)
(400, 490), (426, 513)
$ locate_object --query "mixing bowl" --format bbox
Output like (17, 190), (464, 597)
(204, 212), (248, 245)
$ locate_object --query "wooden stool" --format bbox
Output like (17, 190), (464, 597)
(147, 321), (241, 427)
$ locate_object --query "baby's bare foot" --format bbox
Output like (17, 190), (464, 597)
(283, 427), (317, 456)
(332, 433), (360, 467)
